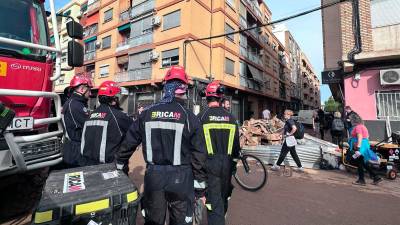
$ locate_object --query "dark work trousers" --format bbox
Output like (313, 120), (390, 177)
(355, 155), (377, 181)
(276, 141), (302, 167)
(142, 165), (194, 225)
(61, 140), (83, 168)
(319, 128), (325, 140)
(206, 156), (234, 225)
(331, 131), (343, 146)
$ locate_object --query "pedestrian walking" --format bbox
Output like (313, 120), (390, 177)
(317, 108), (326, 140)
(198, 81), (240, 225)
(80, 81), (133, 166)
(330, 111), (345, 146)
(271, 110), (304, 172)
(115, 66), (207, 225)
(348, 114), (382, 186)
(61, 75), (92, 168)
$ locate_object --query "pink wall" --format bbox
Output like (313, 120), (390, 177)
(344, 69), (400, 120)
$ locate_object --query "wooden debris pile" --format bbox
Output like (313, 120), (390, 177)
(240, 118), (285, 147)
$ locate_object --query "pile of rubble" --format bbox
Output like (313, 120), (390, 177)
(239, 118), (285, 147)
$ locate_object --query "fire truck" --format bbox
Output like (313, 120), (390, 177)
(0, 0), (83, 180)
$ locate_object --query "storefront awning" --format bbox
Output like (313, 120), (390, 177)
(247, 64), (264, 83)
(84, 36), (97, 43)
(118, 23), (131, 32)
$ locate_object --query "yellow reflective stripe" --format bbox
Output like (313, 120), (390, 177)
(127, 191), (138, 203)
(203, 123), (236, 155)
(205, 203), (212, 211)
(75, 199), (110, 215)
(34, 210), (53, 224)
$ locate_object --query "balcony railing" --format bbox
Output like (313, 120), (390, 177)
(247, 50), (262, 65)
(244, 0), (263, 21)
(130, 0), (155, 19)
(115, 68), (152, 82)
(116, 33), (153, 52)
(120, 9), (131, 22)
(239, 75), (262, 91)
(239, 16), (247, 29)
(87, 0), (100, 14)
(84, 51), (96, 61)
(83, 24), (98, 38)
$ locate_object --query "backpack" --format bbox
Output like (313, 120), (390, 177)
(294, 121), (305, 139)
(331, 119), (344, 132)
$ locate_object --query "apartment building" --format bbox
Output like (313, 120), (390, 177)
(60, 0), (318, 121)
(322, 0), (400, 139)
(273, 24), (320, 111)
(48, 0), (83, 93)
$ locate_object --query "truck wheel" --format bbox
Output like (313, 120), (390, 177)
(387, 170), (397, 180)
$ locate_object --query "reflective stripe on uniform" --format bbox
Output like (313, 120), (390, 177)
(145, 121), (184, 165)
(194, 179), (206, 189)
(81, 120), (109, 163)
(203, 123), (236, 155)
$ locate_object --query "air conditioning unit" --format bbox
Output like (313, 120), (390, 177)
(259, 49), (265, 56)
(380, 69), (400, 85)
(149, 50), (159, 61)
(95, 41), (102, 49)
(152, 16), (161, 26)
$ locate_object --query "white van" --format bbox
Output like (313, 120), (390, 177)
(297, 110), (315, 126)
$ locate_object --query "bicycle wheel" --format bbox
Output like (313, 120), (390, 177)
(234, 154), (267, 191)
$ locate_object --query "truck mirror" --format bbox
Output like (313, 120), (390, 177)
(67, 40), (84, 67)
(66, 20), (83, 40)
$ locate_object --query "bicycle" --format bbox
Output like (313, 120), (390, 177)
(234, 150), (267, 191)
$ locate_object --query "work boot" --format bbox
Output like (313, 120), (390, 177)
(372, 177), (382, 185)
(271, 164), (280, 171)
(352, 179), (366, 186)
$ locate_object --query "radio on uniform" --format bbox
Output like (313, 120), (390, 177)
(32, 164), (139, 225)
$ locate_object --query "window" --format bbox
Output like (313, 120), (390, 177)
(104, 8), (113, 23)
(85, 40), (96, 53)
(161, 48), (179, 68)
(63, 10), (71, 16)
(99, 65), (110, 77)
(225, 23), (235, 42)
(163, 10), (181, 30)
(376, 92), (400, 120)
(371, 0), (400, 28)
(226, 0), (235, 8)
(225, 58), (235, 75)
(102, 36), (111, 49)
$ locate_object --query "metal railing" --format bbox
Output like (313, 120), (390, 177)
(247, 50), (262, 65)
(116, 33), (153, 52)
(376, 92), (400, 120)
(120, 9), (130, 22)
(84, 51), (96, 61)
(87, 0), (100, 13)
(0, 89), (63, 176)
(83, 24), (98, 38)
(239, 75), (262, 91)
(115, 68), (152, 82)
(131, 0), (155, 19)
(244, 0), (263, 21)
(239, 16), (248, 29)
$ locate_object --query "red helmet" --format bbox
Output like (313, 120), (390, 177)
(98, 81), (121, 97)
(205, 81), (225, 98)
(164, 66), (189, 84)
(69, 75), (93, 88)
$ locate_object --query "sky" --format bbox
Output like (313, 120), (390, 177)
(265, 0), (331, 103)
(45, 0), (332, 103)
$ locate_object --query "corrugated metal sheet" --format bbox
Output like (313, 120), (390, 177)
(371, 0), (400, 28)
(243, 134), (338, 169)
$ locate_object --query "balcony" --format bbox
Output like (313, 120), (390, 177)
(244, 0), (262, 21)
(130, 0), (155, 19)
(239, 75), (262, 91)
(87, 0), (100, 14)
(83, 24), (98, 38)
(116, 33), (153, 52)
(84, 51), (96, 61)
(115, 68), (152, 82)
(120, 9), (131, 22)
(239, 16), (247, 29)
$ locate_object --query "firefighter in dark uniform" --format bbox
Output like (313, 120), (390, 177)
(116, 66), (207, 225)
(80, 81), (133, 165)
(197, 81), (240, 225)
(61, 75), (92, 168)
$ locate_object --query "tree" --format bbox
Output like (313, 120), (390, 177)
(324, 96), (341, 112)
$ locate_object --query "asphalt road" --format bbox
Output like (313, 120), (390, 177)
(2, 151), (400, 225)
